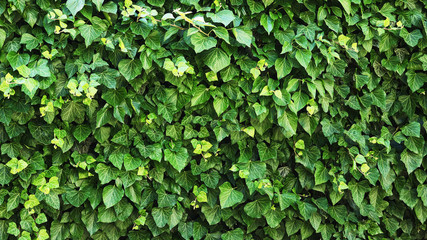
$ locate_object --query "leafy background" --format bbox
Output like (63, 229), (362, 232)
(0, 0), (427, 239)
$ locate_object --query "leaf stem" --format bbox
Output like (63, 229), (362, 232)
(151, 18), (186, 30)
(347, 149), (366, 176)
(174, 9), (210, 36)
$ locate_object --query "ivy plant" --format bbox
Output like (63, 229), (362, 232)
(0, 0), (427, 239)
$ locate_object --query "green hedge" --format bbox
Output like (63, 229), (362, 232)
(1, 0), (427, 239)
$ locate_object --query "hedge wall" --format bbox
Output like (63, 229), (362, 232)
(0, 0), (427, 239)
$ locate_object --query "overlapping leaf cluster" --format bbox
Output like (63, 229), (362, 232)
(0, 0), (427, 239)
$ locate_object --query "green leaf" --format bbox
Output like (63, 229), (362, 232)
(0, 164), (13, 185)
(379, 32), (398, 52)
(260, 14), (274, 34)
(191, 32), (217, 53)
(0, 29), (6, 48)
(123, 155), (142, 171)
(91, 53), (109, 70)
(157, 102), (175, 123)
(65, 189), (88, 207)
(204, 48), (231, 73)
(232, 27), (252, 47)
(152, 207), (171, 228)
(118, 59), (143, 81)
(253, 102), (267, 115)
(345, 124), (365, 147)
(73, 125), (91, 143)
(314, 161), (330, 185)
(6, 158), (28, 174)
(145, 30), (162, 50)
(193, 222), (208, 240)
(7, 192), (20, 211)
(130, 22), (152, 38)
(1, 143), (22, 158)
(66, 0), (85, 16)
(327, 205), (347, 224)
(96, 107), (112, 128)
(383, 217), (399, 235)
(20, 33), (41, 51)
(286, 219), (302, 236)
(243, 161), (266, 180)
(95, 163), (119, 184)
(32, 59), (51, 78)
(406, 71), (426, 92)
(36, 213), (48, 224)
(4, 122), (25, 139)
(325, 16), (341, 33)
(27, 122), (54, 145)
(109, 150), (125, 168)
(17, 65), (31, 78)
(191, 85), (210, 106)
(400, 183), (418, 209)
(102, 88), (126, 107)
(92, 0), (104, 11)
(279, 192), (300, 210)
(213, 97), (229, 116)
(290, 91), (309, 113)
(164, 33), (184, 47)
(348, 180), (370, 207)
(102, 185), (124, 208)
(157, 190), (177, 208)
(298, 201), (317, 220)
(400, 29), (423, 47)
(275, 57), (292, 79)
(277, 110), (298, 137)
(213, 27), (230, 44)
(79, 24), (102, 47)
(7, 222), (20, 237)
(207, 10), (235, 27)
(243, 126), (255, 137)
(219, 182), (243, 208)
(244, 197), (271, 218)
(178, 221), (193, 240)
(92, 68), (119, 89)
(166, 124), (182, 141)
(417, 185), (427, 207)
(415, 201), (427, 224)
(400, 149), (422, 174)
(81, 209), (99, 235)
(137, 143), (162, 161)
(246, 0), (264, 14)
(298, 113), (318, 136)
(201, 205), (221, 225)
(6, 52), (30, 70)
(262, 0), (274, 7)
(20, 78), (39, 98)
(360, 203), (380, 223)
(265, 207), (286, 228)
(338, 0), (351, 15)
(257, 142), (277, 161)
(50, 221), (69, 240)
(37, 229), (49, 240)
(295, 49), (312, 68)
(61, 101), (85, 123)
(402, 122), (421, 137)
(201, 171), (220, 189)
(164, 148), (189, 172)
(175, 171), (195, 192)
(221, 228), (244, 240)
(166, 207), (182, 229)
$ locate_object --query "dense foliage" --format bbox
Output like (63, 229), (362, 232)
(0, 0), (427, 239)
